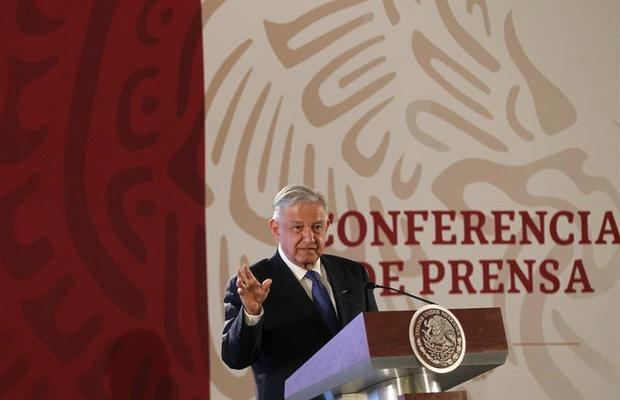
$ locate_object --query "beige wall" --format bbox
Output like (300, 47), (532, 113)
(203, 1), (620, 399)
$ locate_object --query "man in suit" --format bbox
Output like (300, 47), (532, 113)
(221, 185), (378, 400)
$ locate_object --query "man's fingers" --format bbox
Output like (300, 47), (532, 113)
(241, 264), (255, 283)
(236, 265), (272, 303)
(235, 270), (246, 288)
(236, 264), (253, 288)
(235, 267), (244, 283)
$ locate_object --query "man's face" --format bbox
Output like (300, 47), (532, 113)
(269, 202), (330, 269)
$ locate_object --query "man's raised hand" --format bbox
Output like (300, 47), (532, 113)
(236, 264), (272, 315)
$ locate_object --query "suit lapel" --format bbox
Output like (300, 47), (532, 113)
(322, 255), (349, 328)
(267, 251), (349, 333)
(267, 252), (321, 321)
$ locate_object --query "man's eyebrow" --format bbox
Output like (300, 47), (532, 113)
(290, 220), (324, 225)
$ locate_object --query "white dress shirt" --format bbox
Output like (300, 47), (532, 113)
(242, 245), (338, 326)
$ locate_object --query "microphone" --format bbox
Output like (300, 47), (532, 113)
(365, 282), (436, 305)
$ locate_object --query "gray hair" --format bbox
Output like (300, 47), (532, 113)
(272, 185), (328, 220)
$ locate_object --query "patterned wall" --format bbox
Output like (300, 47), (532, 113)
(1, 0), (207, 398)
(204, 1), (619, 399)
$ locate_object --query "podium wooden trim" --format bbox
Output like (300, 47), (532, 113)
(284, 308), (507, 400)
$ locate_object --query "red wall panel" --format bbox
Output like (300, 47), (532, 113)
(0, 1), (207, 398)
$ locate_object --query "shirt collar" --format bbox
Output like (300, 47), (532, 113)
(278, 244), (322, 282)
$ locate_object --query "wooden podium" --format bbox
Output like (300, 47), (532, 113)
(284, 308), (507, 400)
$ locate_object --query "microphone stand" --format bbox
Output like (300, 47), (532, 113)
(366, 282), (436, 305)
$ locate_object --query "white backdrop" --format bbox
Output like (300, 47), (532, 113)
(203, 1), (620, 399)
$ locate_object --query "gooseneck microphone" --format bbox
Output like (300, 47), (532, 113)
(365, 282), (436, 305)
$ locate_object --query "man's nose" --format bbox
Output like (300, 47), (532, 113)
(302, 227), (315, 242)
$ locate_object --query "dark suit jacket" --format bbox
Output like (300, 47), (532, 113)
(221, 251), (378, 400)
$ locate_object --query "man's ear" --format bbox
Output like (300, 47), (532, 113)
(268, 218), (280, 241)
